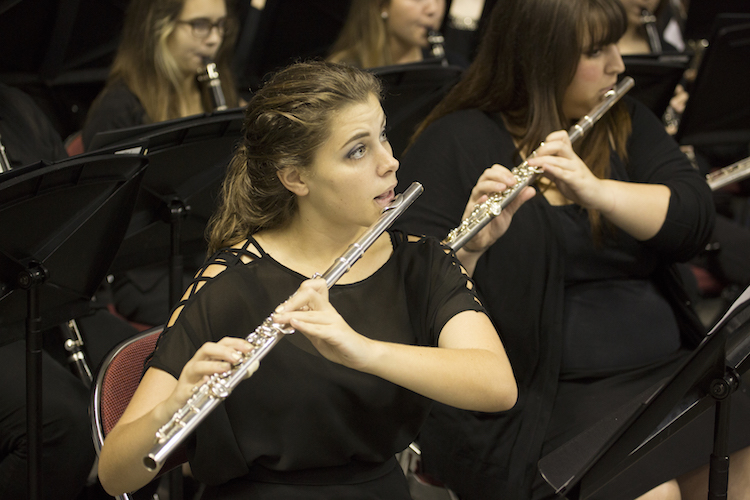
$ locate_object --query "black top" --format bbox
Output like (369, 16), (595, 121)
(81, 81), (148, 151)
(0, 83), (66, 169)
(554, 203), (682, 375)
(149, 231), (487, 498)
(393, 97), (715, 499)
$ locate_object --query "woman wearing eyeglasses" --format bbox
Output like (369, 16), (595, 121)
(81, 0), (240, 151)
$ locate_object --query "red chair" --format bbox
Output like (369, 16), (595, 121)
(91, 325), (187, 499)
(64, 131), (85, 157)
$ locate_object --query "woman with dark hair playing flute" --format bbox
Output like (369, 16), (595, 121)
(394, 0), (750, 499)
(95, 60), (522, 500)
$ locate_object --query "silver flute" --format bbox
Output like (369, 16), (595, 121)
(143, 181), (424, 471)
(442, 76), (635, 251)
(706, 155), (750, 191)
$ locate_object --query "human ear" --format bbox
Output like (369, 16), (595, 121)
(277, 167), (309, 197)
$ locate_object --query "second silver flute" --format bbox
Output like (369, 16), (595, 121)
(442, 76), (635, 251)
(144, 181), (424, 471)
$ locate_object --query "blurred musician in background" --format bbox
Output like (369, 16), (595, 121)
(81, 0), (243, 329)
(81, 0), (240, 151)
(617, 0), (675, 54)
(328, 0), (463, 68)
(616, 0), (689, 136)
(394, 0), (750, 498)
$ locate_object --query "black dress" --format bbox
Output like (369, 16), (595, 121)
(148, 231), (487, 499)
(391, 97), (750, 500)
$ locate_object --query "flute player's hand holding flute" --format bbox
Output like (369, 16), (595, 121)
(453, 165), (535, 276)
(455, 124), (672, 278)
(526, 129), (671, 241)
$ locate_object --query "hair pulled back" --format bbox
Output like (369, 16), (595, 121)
(207, 61), (383, 255)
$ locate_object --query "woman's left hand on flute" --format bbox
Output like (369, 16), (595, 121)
(527, 130), (671, 240)
(456, 164), (535, 276)
(273, 278), (518, 413)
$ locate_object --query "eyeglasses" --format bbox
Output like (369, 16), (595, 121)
(176, 17), (231, 38)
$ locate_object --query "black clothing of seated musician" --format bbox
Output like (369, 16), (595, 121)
(96, 61), (521, 500)
(394, 0), (750, 499)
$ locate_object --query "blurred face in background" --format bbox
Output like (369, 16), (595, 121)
(617, 0), (661, 27)
(168, 0), (228, 77)
(382, 0), (446, 50)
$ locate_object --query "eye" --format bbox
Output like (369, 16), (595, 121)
(586, 46), (603, 57)
(380, 127), (389, 142)
(191, 18), (212, 32)
(348, 144), (367, 160)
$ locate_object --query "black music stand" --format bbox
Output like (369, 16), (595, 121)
(538, 285), (750, 500)
(683, 0), (750, 42)
(372, 61), (463, 159)
(87, 108), (244, 310)
(0, 153), (148, 500)
(620, 54), (690, 118)
(675, 20), (750, 148)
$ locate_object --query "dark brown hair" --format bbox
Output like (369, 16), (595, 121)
(413, 0), (631, 236)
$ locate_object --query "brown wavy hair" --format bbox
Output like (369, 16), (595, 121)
(206, 61), (383, 255)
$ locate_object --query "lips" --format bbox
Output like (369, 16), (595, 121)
(374, 188), (396, 207)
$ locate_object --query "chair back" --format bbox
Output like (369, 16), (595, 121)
(92, 326), (163, 449)
(91, 325), (184, 500)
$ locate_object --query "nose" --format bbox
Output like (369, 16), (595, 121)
(378, 141), (400, 176)
(606, 44), (625, 75)
(205, 25), (223, 47)
(423, 0), (442, 19)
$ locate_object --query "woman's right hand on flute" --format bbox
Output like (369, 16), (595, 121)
(98, 336), (255, 496)
(456, 164), (535, 276)
(172, 337), (257, 406)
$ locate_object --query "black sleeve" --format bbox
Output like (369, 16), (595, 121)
(625, 98), (715, 261)
(82, 83), (148, 151)
(419, 237), (488, 344)
(395, 110), (516, 239)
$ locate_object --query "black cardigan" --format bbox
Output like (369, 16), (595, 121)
(393, 97), (714, 498)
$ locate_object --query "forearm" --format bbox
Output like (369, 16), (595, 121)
(597, 180), (670, 240)
(362, 338), (517, 412)
(97, 403), (175, 495)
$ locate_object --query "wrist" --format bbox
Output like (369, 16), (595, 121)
(594, 179), (617, 215)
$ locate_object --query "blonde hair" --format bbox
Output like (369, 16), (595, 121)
(206, 61), (383, 254)
(327, 0), (392, 68)
(101, 0), (239, 123)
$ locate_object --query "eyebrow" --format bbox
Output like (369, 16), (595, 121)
(340, 116), (387, 150)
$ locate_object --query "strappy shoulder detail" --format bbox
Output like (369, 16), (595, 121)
(161, 237), (265, 333)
